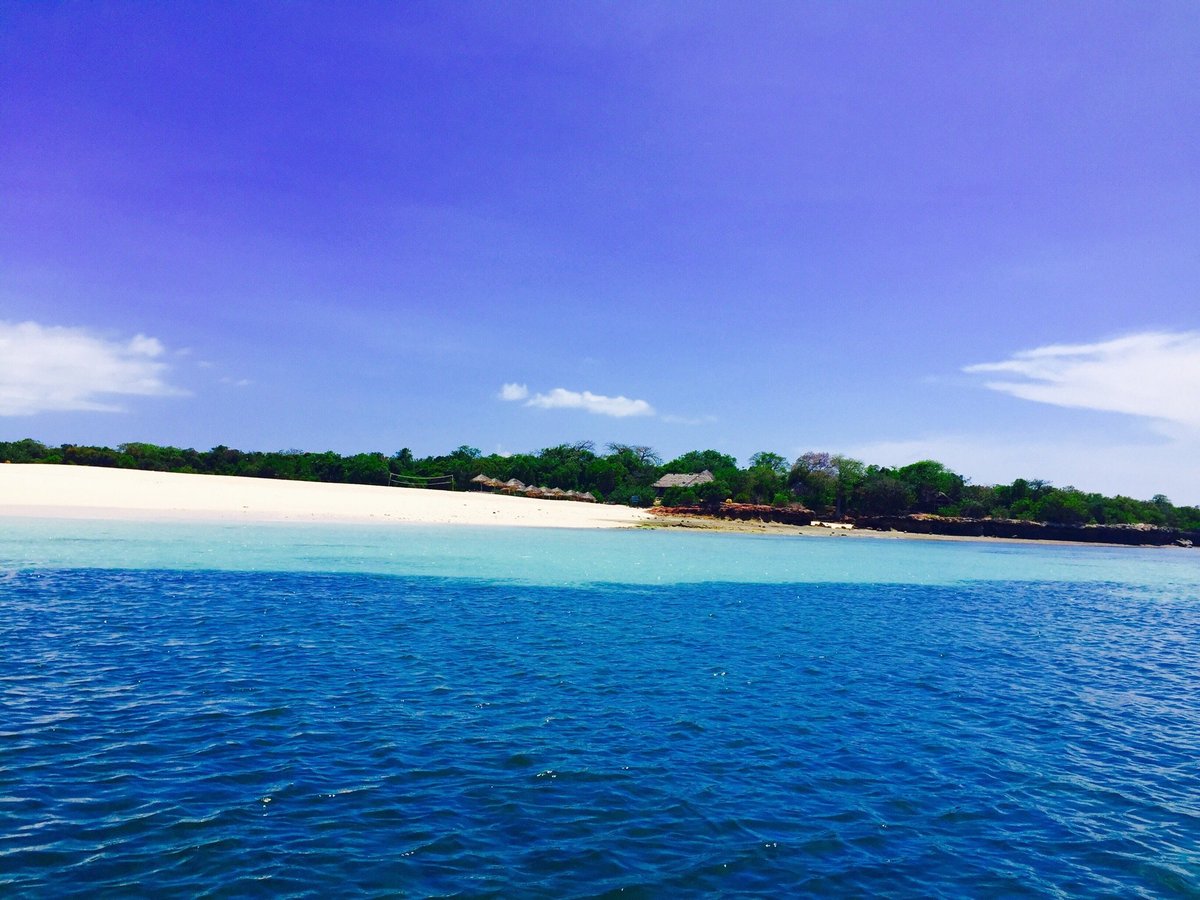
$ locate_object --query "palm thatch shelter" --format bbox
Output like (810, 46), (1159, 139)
(470, 473), (501, 491)
(650, 469), (715, 496)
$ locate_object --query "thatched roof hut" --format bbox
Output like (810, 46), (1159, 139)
(650, 469), (714, 490)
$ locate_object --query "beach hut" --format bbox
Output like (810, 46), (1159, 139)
(470, 473), (495, 491)
(501, 478), (526, 494)
(650, 469), (714, 490)
(650, 469), (714, 498)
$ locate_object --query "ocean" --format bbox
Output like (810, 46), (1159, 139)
(2, 519), (1198, 897)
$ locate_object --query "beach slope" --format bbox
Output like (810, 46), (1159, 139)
(0, 464), (652, 528)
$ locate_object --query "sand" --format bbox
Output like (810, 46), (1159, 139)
(0, 464), (653, 529)
(1, 465), (1145, 547)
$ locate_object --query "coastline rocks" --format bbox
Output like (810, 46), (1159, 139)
(852, 514), (1200, 547)
(650, 503), (815, 527)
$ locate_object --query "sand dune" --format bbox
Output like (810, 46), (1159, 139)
(0, 464), (652, 529)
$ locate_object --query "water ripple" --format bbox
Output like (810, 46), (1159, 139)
(1, 570), (1199, 896)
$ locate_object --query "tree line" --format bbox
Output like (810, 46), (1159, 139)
(3, 437), (1197, 530)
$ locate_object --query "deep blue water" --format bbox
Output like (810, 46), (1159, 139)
(2, 522), (1199, 896)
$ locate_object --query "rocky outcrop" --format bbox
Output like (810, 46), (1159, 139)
(852, 514), (1199, 547)
(650, 503), (815, 526)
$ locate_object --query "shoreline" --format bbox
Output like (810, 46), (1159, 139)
(0, 464), (652, 530)
(640, 513), (1190, 548)
(1, 464), (1185, 548)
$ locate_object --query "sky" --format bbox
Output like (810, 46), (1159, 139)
(2, 2), (1199, 502)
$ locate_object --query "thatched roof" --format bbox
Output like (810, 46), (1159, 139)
(650, 469), (714, 489)
(470, 473), (493, 483)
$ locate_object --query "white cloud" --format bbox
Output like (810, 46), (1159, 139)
(499, 383), (654, 418)
(527, 388), (655, 418)
(839, 330), (1200, 503)
(965, 331), (1200, 430)
(0, 320), (185, 415)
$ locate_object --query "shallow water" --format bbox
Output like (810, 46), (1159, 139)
(4, 517), (1199, 588)
(2, 520), (1198, 896)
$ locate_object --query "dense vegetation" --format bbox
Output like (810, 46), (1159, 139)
(3, 438), (1198, 530)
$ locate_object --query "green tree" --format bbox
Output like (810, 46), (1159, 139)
(662, 485), (699, 507)
(664, 449), (738, 478)
(0, 439), (49, 463)
(695, 479), (729, 510)
(344, 452), (389, 485)
(854, 468), (915, 516)
(955, 484), (996, 518)
(391, 448), (415, 471)
(1036, 489), (1090, 525)
(789, 452), (863, 515)
(895, 460), (964, 513)
(789, 452), (837, 512)
(606, 443), (661, 467)
(749, 451), (788, 476)
(738, 452), (785, 504)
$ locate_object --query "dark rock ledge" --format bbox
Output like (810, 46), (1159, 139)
(650, 503), (815, 526)
(852, 514), (1197, 547)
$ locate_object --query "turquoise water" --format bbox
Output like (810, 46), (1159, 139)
(4, 517), (1199, 588)
(2, 519), (1199, 896)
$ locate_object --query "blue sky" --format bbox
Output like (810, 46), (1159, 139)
(3, 2), (1199, 502)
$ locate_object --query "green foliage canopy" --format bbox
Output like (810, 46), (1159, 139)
(3, 438), (1197, 530)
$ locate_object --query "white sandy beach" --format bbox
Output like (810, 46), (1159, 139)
(0, 464), (653, 528)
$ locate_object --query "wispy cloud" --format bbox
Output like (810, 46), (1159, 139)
(499, 384), (655, 418)
(0, 320), (186, 415)
(497, 383), (719, 423)
(527, 388), (655, 417)
(965, 331), (1200, 430)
